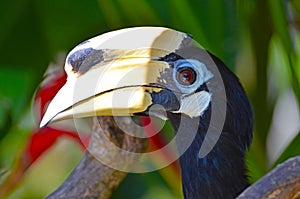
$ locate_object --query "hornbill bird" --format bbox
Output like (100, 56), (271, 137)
(40, 27), (253, 199)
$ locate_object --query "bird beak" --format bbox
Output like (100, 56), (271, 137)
(40, 27), (190, 127)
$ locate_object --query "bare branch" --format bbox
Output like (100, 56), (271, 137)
(46, 116), (147, 199)
(237, 156), (300, 199)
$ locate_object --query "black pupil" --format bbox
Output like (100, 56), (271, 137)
(183, 72), (190, 80)
(177, 67), (196, 85)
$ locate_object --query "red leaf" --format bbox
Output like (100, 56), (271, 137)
(0, 127), (89, 198)
(35, 72), (67, 121)
(0, 68), (89, 197)
(25, 127), (87, 163)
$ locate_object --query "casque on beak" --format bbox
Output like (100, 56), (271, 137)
(40, 27), (191, 127)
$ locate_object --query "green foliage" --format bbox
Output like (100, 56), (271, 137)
(273, 132), (300, 167)
(0, 0), (299, 198)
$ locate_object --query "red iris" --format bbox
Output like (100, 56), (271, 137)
(177, 67), (196, 85)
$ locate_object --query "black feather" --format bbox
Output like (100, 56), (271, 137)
(167, 53), (253, 199)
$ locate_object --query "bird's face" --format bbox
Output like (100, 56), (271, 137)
(40, 27), (218, 128)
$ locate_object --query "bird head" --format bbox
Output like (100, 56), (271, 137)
(40, 27), (221, 130)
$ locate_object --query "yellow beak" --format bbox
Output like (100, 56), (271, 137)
(40, 27), (190, 127)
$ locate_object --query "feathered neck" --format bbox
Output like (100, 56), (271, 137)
(167, 55), (253, 199)
(168, 112), (250, 199)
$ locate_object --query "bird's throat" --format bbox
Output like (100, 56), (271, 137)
(168, 113), (249, 199)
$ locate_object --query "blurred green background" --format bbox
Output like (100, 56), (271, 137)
(0, 0), (300, 198)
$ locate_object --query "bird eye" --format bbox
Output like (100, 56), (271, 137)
(172, 59), (213, 94)
(176, 67), (197, 86)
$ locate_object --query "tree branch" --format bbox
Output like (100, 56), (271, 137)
(46, 116), (147, 199)
(237, 156), (300, 199)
